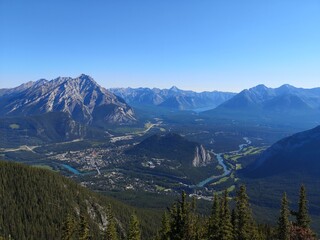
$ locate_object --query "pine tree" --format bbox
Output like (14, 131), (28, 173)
(207, 194), (220, 240)
(79, 214), (90, 240)
(231, 209), (236, 238)
(128, 214), (141, 240)
(277, 192), (290, 240)
(168, 191), (196, 240)
(296, 185), (310, 229)
(234, 185), (258, 240)
(62, 213), (75, 240)
(158, 212), (170, 240)
(105, 205), (118, 240)
(219, 190), (234, 240)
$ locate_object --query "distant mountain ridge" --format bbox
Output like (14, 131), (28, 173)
(203, 84), (320, 128)
(212, 84), (320, 112)
(109, 86), (236, 110)
(0, 74), (136, 124)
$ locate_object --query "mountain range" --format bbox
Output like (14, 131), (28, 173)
(0, 74), (135, 125)
(209, 84), (320, 113)
(109, 86), (236, 110)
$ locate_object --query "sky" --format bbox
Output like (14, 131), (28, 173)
(0, 0), (319, 92)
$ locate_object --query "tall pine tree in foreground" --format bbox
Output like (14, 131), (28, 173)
(128, 214), (141, 240)
(207, 194), (221, 240)
(219, 190), (234, 240)
(105, 205), (119, 240)
(277, 192), (290, 240)
(296, 185), (310, 229)
(234, 185), (259, 240)
(157, 212), (170, 240)
(168, 191), (196, 240)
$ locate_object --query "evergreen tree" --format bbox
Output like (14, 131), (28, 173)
(231, 209), (236, 238)
(168, 191), (196, 240)
(128, 214), (141, 240)
(219, 190), (234, 240)
(207, 194), (220, 240)
(105, 205), (118, 240)
(277, 193), (290, 240)
(296, 185), (310, 229)
(234, 185), (258, 240)
(62, 213), (75, 240)
(158, 212), (170, 240)
(79, 214), (90, 240)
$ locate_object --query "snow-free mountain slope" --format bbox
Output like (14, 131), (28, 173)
(109, 86), (236, 110)
(0, 74), (136, 124)
(245, 125), (320, 177)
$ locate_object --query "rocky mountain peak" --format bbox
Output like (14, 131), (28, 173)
(0, 75), (136, 125)
(169, 86), (180, 92)
(193, 145), (212, 167)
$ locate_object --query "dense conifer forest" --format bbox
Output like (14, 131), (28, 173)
(0, 161), (317, 239)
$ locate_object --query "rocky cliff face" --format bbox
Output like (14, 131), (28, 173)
(192, 145), (212, 167)
(0, 74), (136, 124)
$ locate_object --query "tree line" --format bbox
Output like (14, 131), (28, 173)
(69, 185), (316, 240)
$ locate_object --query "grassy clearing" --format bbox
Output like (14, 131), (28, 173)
(236, 163), (242, 170)
(211, 176), (229, 186)
(215, 165), (223, 170)
(112, 127), (145, 134)
(224, 146), (266, 162)
(227, 185), (236, 192)
(155, 185), (166, 191)
(9, 124), (20, 129)
(32, 165), (54, 171)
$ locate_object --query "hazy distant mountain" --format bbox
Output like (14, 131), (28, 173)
(212, 84), (320, 112)
(109, 86), (236, 110)
(245, 125), (320, 177)
(0, 74), (136, 124)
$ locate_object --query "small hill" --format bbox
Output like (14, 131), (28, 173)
(126, 133), (216, 183)
(127, 133), (212, 167)
(0, 161), (159, 239)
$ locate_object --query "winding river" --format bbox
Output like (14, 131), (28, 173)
(196, 137), (251, 187)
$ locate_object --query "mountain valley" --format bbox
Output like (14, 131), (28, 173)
(1, 77), (320, 237)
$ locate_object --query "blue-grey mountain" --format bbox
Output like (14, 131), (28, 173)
(109, 86), (236, 110)
(246, 125), (320, 177)
(212, 84), (320, 112)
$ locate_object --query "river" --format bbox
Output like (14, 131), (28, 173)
(196, 137), (251, 187)
(61, 164), (81, 175)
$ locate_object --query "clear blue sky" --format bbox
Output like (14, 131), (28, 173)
(0, 0), (319, 92)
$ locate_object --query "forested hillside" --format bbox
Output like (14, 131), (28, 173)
(0, 161), (159, 240)
(0, 162), (317, 239)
